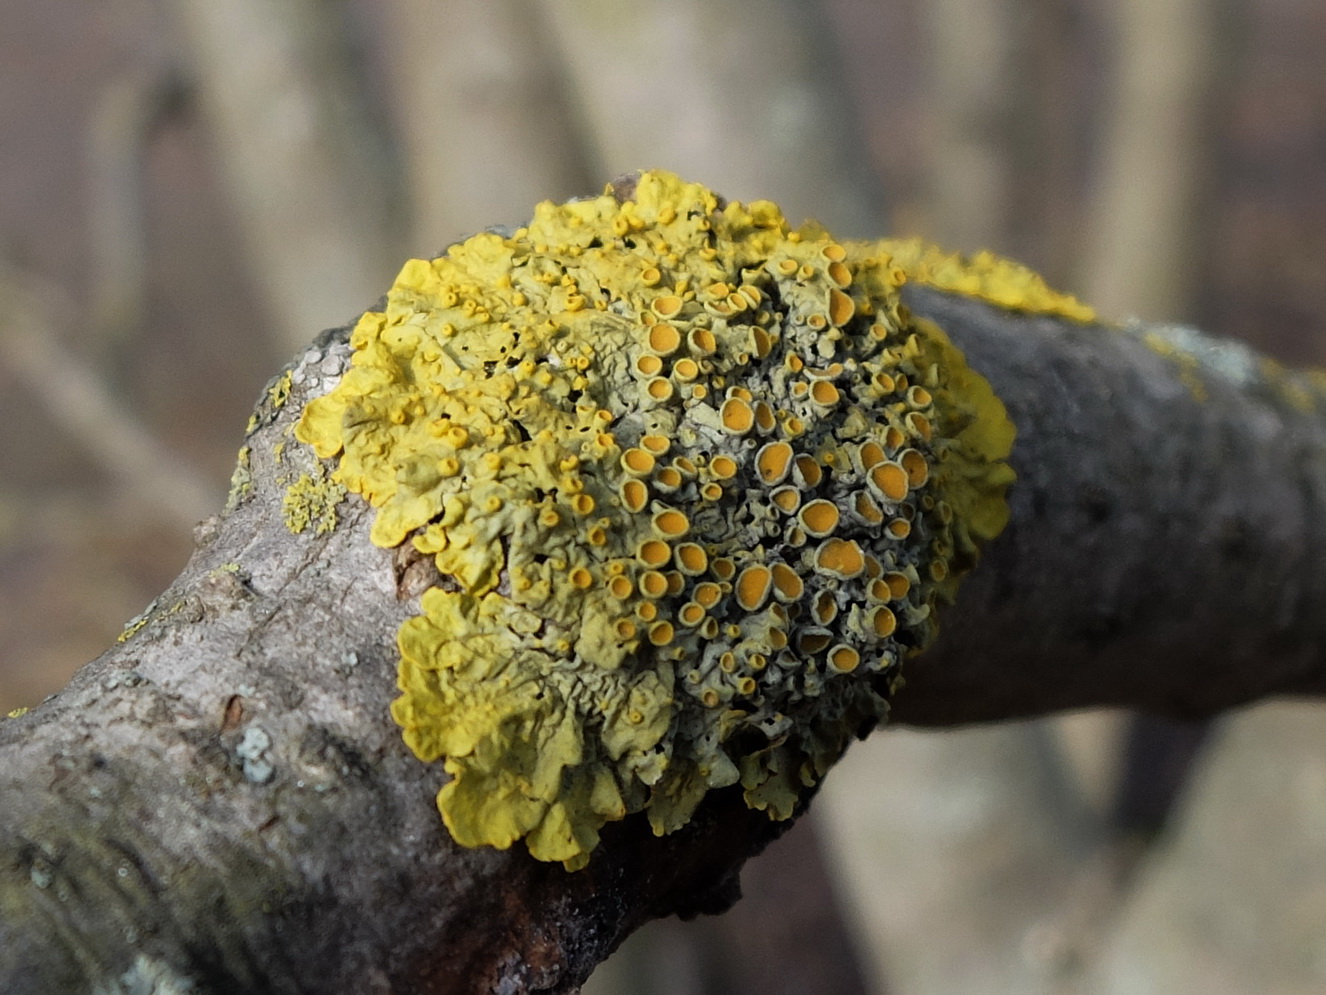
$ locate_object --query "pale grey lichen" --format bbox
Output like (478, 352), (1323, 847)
(235, 726), (274, 784)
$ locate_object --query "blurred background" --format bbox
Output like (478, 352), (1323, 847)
(3, 0), (1326, 991)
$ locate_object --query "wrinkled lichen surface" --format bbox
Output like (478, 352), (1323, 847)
(296, 171), (1032, 868)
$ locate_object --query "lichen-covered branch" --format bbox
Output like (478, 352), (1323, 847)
(893, 286), (1326, 724)
(295, 173), (1020, 870)
(3, 175), (1326, 994)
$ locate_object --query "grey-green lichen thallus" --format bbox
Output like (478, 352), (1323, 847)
(294, 171), (1089, 869)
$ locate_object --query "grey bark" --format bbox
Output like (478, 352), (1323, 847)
(3, 287), (1326, 993)
(895, 285), (1326, 724)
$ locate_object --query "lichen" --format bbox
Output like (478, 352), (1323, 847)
(267, 369), (293, 412)
(1128, 320), (1326, 413)
(295, 171), (1017, 869)
(116, 611), (152, 644)
(1143, 330), (1210, 402)
(282, 471), (346, 535)
(4, 706), (29, 720)
(115, 595), (197, 645)
(235, 725), (275, 784)
(224, 445), (253, 513)
(876, 237), (1097, 323)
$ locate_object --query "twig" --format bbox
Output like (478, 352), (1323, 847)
(164, 0), (403, 349)
(538, 0), (888, 237)
(0, 266), (216, 529)
(383, 0), (594, 250)
(85, 69), (185, 351)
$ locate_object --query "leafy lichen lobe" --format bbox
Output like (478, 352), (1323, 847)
(296, 172), (1018, 868)
(880, 237), (1097, 323)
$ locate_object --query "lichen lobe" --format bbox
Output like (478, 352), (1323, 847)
(295, 171), (1017, 869)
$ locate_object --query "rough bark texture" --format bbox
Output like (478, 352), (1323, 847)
(896, 284), (1326, 723)
(3, 288), (1326, 993)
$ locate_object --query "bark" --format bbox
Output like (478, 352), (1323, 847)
(3, 286), (1326, 993)
(895, 285), (1326, 723)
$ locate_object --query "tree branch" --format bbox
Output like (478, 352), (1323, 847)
(895, 285), (1326, 724)
(3, 272), (1325, 992)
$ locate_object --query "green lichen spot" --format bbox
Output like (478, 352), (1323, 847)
(4, 706), (29, 720)
(282, 472), (346, 535)
(295, 171), (1018, 869)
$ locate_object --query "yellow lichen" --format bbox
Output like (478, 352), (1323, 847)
(224, 445), (253, 513)
(115, 595), (193, 644)
(267, 369), (293, 411)
(295, 171), (1017, 869)
(116, 613), (151, 644)
(4, 706), (29, 720)
(877, 237), (1097, 323)
(282, 471), (347, 535)
(1135, 321), (1326, 413)
(1143, 331), (1210, 402)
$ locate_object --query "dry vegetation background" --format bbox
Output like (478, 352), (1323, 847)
(2, 1), (1325, 992)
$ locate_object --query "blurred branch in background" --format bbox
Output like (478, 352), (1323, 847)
(820, 724), (1106, 993)
(0, 264), (214, 529)
(537, 0), (888, 236)
(86, 68), (185, 353)
(381, 0), (593, 251)
(1002, 0), (1096, 286)
(918, 0), (1018, 250)
(1079, 0), (1219, 321)
(1087, 703), (1326, 994)
(163, 0), (403, 349)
